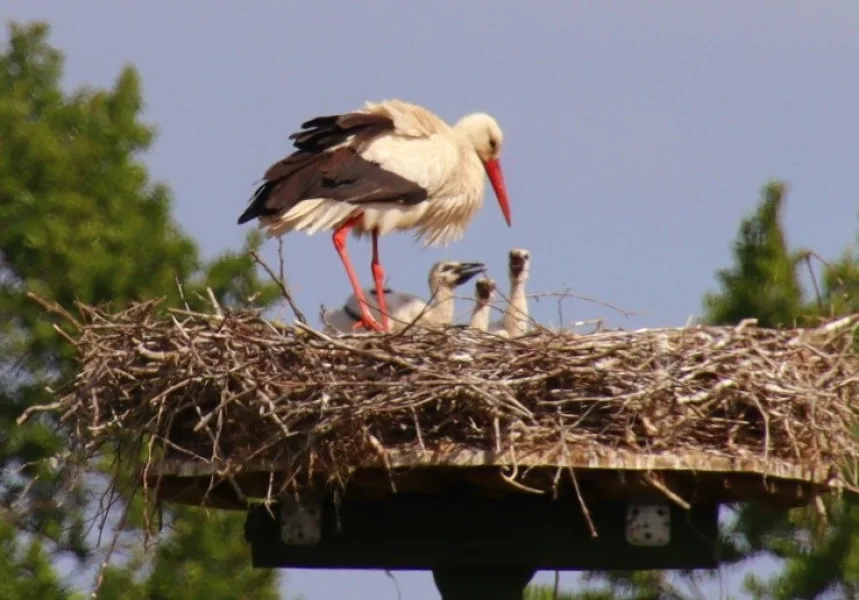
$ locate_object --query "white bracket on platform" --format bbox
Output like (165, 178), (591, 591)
(279, 494), (322, 545)
(625, 503), (671, 546)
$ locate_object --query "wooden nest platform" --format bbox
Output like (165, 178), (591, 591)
(24, 300), (859, 514)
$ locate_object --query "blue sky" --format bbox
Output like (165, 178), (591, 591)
(7, 2), (859, 598)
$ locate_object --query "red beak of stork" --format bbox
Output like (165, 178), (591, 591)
(483, 158), (512, 227)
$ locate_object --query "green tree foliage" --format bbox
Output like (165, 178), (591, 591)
(657, 181), (859, 599)
(702, 183), (859, 599)
(0, 21), (282, 597)
(0, 519), (82, 600)
(525, 582), (593, 599)
(817, 248), (859, 319)
(572, 182), (859, 600)
(97, 508), (281, 600)
(741, 278), (859, 595)
(703, 182), (804, 329)
(524, 574), (670, 600)
(529, 570), (726, 600)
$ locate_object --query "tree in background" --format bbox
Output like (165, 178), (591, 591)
(0, 21), (283, 598)
(703, 182), (805, 329)
(526, 569), (719, 599)
(96, 508), (282, 600)
(524, 582), (590, 600)
(0, 518), (80, 600)
(6, 20), (858, 600)
(525, 570), (700, 600)
(534, 182), (858, 599)
(697, 181), (859, 599)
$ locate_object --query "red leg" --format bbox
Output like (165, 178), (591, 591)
(332, 214), (383, 332)
(370, 229), (390, 331)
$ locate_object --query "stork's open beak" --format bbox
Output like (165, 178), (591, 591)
(453, 262), (487, 287)
(509, 254), (527, 275)
(483, 158), (512, 227)
(476, 278), (496, 300)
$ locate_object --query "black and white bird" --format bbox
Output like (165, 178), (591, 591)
(323, 260), (486, 333)
(237, 99), (512, 332)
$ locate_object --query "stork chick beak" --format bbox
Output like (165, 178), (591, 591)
(476, 278), (496, 301)
(453, 262), (487, 286)
(509, 255), (527, 275)
(483, 158), (512, 227)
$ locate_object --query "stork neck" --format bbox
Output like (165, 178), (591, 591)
(509, 279), (527, 308)
(503, 278), (529, 336)
(469, 303), (492, 330)
(426, 284), (456, 325)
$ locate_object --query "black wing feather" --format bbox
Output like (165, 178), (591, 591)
(238, 111), (428, 226)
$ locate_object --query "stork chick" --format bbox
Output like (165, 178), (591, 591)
(490, 248), (531, 338)
(468, 277), (497, 331)
(325, 261), (486, 333)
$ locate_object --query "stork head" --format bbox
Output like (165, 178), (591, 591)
(474, 277), (497, 305)
(429, 261), (487, 291)
(508, 248), (531, 283)
(454, 112), (512, 228)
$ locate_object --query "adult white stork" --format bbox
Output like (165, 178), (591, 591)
(323, 260), (486, 333)
(237, 99), (512, 332)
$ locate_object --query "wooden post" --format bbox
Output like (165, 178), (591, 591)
(432, 567), (535, 600)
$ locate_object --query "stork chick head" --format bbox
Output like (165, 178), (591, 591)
(508, 248), (531, 282)
(429, 261), (487, 291)
(474, 277), (497, 305)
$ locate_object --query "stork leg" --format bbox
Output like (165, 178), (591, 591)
(332, 214), (384, 332)
(370, 228), (391, 331)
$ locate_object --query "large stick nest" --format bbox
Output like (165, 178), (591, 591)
(23, 300), (859, 504)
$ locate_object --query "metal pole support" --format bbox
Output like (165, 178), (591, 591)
(432, 567), (536, 600)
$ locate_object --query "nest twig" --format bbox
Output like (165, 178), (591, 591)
(18, 300), (859, 511)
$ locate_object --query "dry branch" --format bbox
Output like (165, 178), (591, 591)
(19, 300), (859, 508)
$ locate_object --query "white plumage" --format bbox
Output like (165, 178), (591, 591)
(468, 277), (497, 332)
(259, 104), (507, 247)
(324, 261), (486, 334)
(238, 99), (512, 332)
(489, 248), (531, 338)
